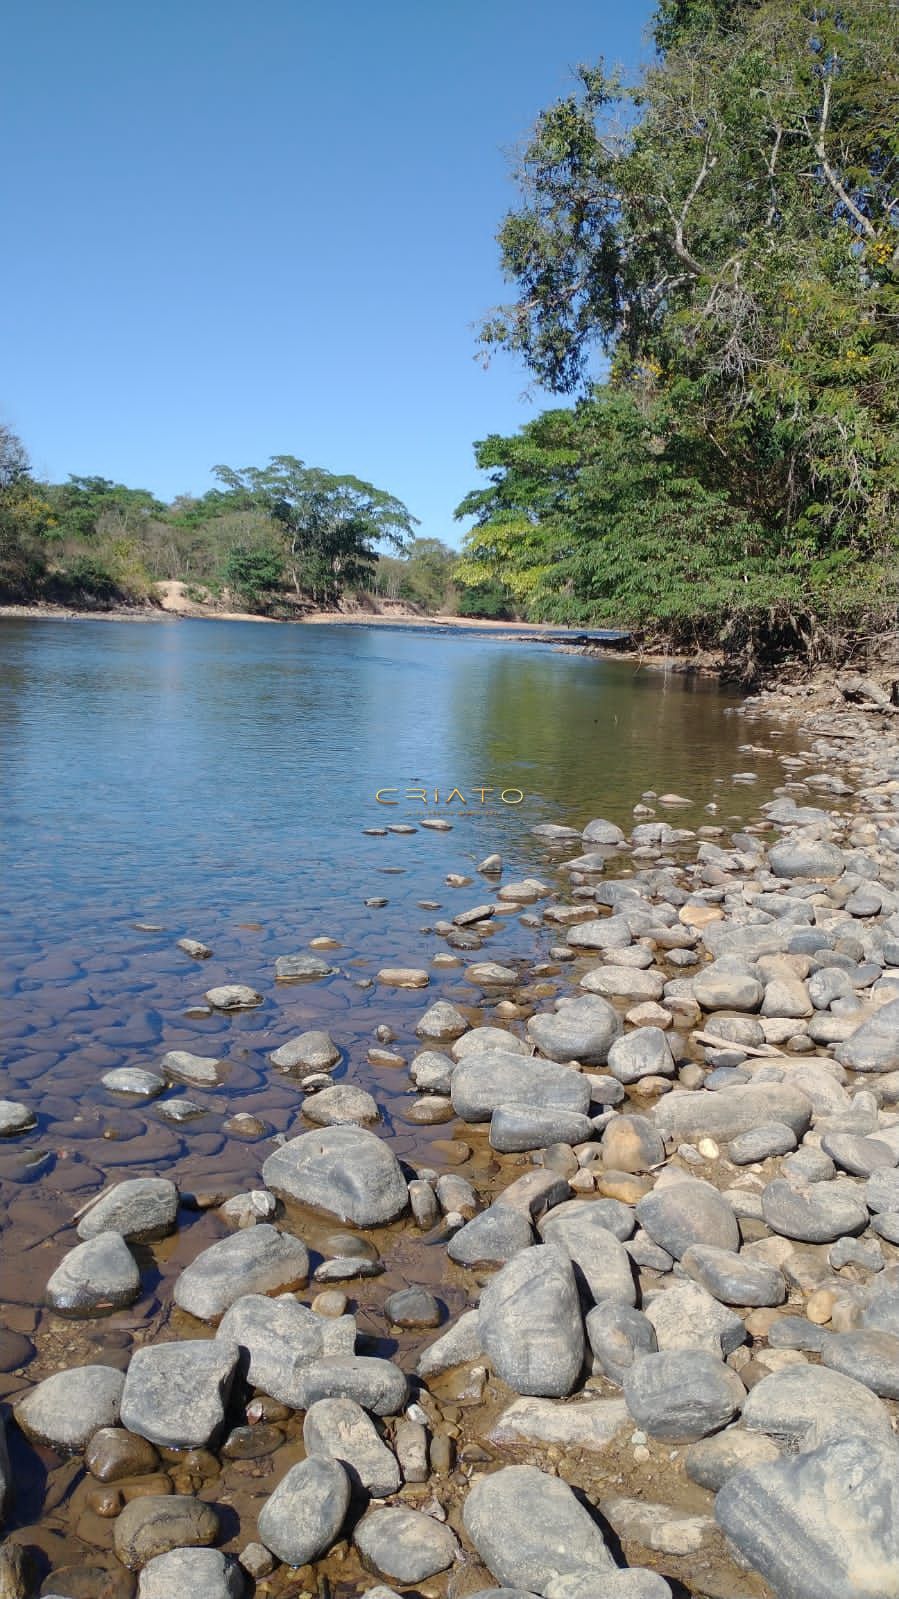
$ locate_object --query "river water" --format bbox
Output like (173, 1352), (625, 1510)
(0, 617), (796, 1582)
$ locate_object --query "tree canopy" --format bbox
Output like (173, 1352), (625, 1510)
(465, 0), (899, 667)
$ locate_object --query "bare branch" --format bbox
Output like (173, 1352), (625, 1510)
(812, 72), (876, 239)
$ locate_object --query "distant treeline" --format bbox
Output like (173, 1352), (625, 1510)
(0, 436), (514, 618)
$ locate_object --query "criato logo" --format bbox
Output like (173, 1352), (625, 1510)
(375, 785), (525, 805)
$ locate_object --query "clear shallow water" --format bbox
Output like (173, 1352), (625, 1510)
(0, 617), (800, 1569)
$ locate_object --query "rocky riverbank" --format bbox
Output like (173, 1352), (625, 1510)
(1, 677), (899, 1598)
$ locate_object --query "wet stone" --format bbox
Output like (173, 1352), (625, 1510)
(274, 953), (336, 980)
(204, 984), (262, 1009)
(354, 1506), (460, 1583)
(269, 1030), (340, 1072)
(14, 1364), (125, 1453)
(222, 1422), (284, 1458)
(120, 1340), (238, 1450)
(78, 1178), (179, 1243)
(384, 1287), (441, 1328)
(86, 1428), (160, 1482)
(160, 1050), (222, 1087)
(303, 1084), (380, 1125)
(173, 1224), (309, 1321)
(257, 1455), (350, 1567)
(113, 1493), (220, 1570)
(101, 1069), (166, 1099)
(0, 1101), (36, 1136)
(46, 1232), (140, 1316)
(376, 967), (430, 987)
(416, 1000), (469, 1040)
(177, 938), (212, 960)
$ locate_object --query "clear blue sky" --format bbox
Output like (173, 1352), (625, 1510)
(2, 0), (655, 546)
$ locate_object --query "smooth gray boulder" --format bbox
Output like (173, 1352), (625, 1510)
(715, 1434), (899, 1599)
(462, 1465), (615, 1592)
(287, 1356), (408, 1416)
(565, 915), (634, 951)
(302, 1084), (380, 1125)
(822, 1130), (897, 1176)
(77, 1178), (178, 1243)
(685, 1425), (781, 1491)
(636, 1179), (739, 1260)
(174, 1225), (309, 1321)
(527, 994), (622, 1064)
(121, 1340), (238, 1449)
(606, 1027), (674, 1084)
(768, 838), (845, 879)
(623, 1350), (746, 1440)
(102, 1068), (166, 1098)
(489, 1395), (629, 1451)
(416, 1000), (469, 1040)
(586, 1302), (657, 1386)
(761, 1178), (868, 1243)
(820, 1330), (899, 1398)
(160, 1050), (223, 1086)
(490, 1105), (594, 1152)
(261, 1126), (407, 1225)
(417, 1309), (482, 1378)
(303, 1397), (400, 1496)
(836, 998), (899, 1073)
(582, 818), (625, 845)
(257, 1456), (350, 1566)
(45, 1232), (140, 1315)
(728, 1123), (798, 1164)
(644, 1281), (746, 1358)
(865, 1169), (899, 1212)
(538, 1204), (636, 1306)
(693, 962), (764, 1012)
(447, 1205), (534, 1267)
(478, 1247), (585, 1397)
(354, 1506), (459, 1582)
(269, 1030), (340, 1071)
(547, 1575), (671, 1599)
(741, 1365), (893, 1450)
(138, 1548), (245, 1598)
(410, 1051), (455, 1093)
(681, 1244), (787, 1307)
(451, 1051), (590, 1122)
(653, 1082), (812, 1142)
(216, 1293), (347, 1404)
(14, 1365), (124, 1453)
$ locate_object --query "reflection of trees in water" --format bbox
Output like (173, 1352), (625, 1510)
(447, 651), (746, 823)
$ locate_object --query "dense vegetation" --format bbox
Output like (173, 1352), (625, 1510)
(0, 433), (461, 615)
(458, 0), (899, 672)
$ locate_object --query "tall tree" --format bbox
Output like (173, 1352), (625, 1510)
(474, 0), (899, 661)
(212, 456), (417, 603)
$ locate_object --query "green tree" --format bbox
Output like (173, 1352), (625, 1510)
(212, 456), (417, 604)
(475, 0), (899, 664)
(222, 545), (285, 611)
(0, 423), (52, 598)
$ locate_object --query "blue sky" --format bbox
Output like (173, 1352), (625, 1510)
(2, 0), (655, 546)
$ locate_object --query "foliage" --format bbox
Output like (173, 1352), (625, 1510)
(470, 0), (899, 665)
(372, 537), (459, 610)
(222, 545), (285, 611)
(211, 456), (418, 604)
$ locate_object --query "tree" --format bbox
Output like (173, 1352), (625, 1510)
(475, 0), (899, 662)
(0, 423), (52, 599)
(212, 456), (417, 604)
(222, 545), (285, 611)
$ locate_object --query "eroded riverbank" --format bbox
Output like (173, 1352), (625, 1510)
(1, 665), (898, 1597)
